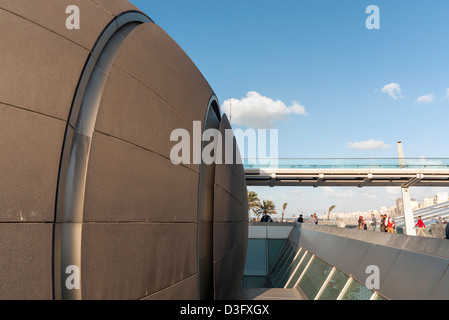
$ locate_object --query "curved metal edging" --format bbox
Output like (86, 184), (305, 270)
(54, 11), (152, 300)
(197, 95), (221, 300)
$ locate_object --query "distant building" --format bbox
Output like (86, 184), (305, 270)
(390, 205), (398, 216)
(396, 197), (417, 214)
(436, 192), (448, 204)
(424, 197), (435, 207)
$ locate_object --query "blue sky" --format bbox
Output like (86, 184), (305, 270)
(130, 0), (449, 217)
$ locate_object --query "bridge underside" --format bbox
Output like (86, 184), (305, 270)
(245, 169), (449, 187)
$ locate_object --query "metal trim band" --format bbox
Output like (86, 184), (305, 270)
(54, 11), (152, 300)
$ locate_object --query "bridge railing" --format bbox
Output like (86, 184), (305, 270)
(243, 158), (449, 169)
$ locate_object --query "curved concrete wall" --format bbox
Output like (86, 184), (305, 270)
(0, 0), (247, 300)
(291, 224), (449, 300)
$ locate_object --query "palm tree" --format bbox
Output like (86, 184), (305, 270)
(282, 202), (287, 222)
(247, 191), (262, 218)
(327, 205), (336, 220)
(257, 200), (277, 219)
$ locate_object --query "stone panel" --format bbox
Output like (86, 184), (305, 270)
(212, 115), (248, 300)
(0, 104), (66, 222)
(214, 222), (247, 261)
(215, 162), (246, 208)
(83, 132), (199, 222)
(141, 275), (198, 300)
(214, 185), (246, 222)
(113, 23), (214, 122)
(379, 250), (449, 300)
(95, 65), (192, 162)
(296, 229), (319, 252)
(428, 266), (449, 300)
(214, 243), (247, 300)
(333, 239), (371, 277)
(0, 0), (115, 50)
(380, 250), (449, 300)
(90, 0), (141, 16)
(352, 245), (401, 287)
(0, 223), (53, 299)
(0, 8), (89, 120)
(81, 222), (197, 300)
(313, 234), (351, 267)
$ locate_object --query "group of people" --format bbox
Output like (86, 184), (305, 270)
(361, 214), (439, 237)
(296, 213), (319, 225)
(357, 214), (396, 233)
(261, 211), (446, 239)
(380, 214), (396, 233)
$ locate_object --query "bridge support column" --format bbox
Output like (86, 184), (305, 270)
(398, 141), (415, 236)
(401, 187), (415, 236)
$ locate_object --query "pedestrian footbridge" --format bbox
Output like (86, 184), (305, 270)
(244, 158), (449, 187)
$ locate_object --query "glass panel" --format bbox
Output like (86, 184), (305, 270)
(318, 269), (350, 300)
(241, 276), (266, 288)
(374, 294), (387, 300)
(265, 242), (294, 288)
(244, 239), (267, 276)
(285, 251), (312, 288)
(267, 241), (289, 274)
(298, 257), (333, 299)
(341, 280), (374, 300)
(267, 239), (286, 270)
(243, 158), (449, 170)
(277, 248), (304, 288)
(263, 278), (273, 288)
(271, 244), (296, 287)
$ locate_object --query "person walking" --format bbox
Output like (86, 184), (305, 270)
(370, 214), (377, 231)
(415, 216), (427, 237)
(379, 215), (384, 232)
(386, 217), (395, 234)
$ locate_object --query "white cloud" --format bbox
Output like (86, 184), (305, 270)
(415, 93), (435, 105)
(293, 189), (306, 197)
(321, 187), (355, 200)
(361, 192), (380, 200)
(442, 88), (449, 101)
(346, 139), (392, 150)
(380, 83), (403, 100)
(222, 91), (307, 128)
(384, 187), (400, 197)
